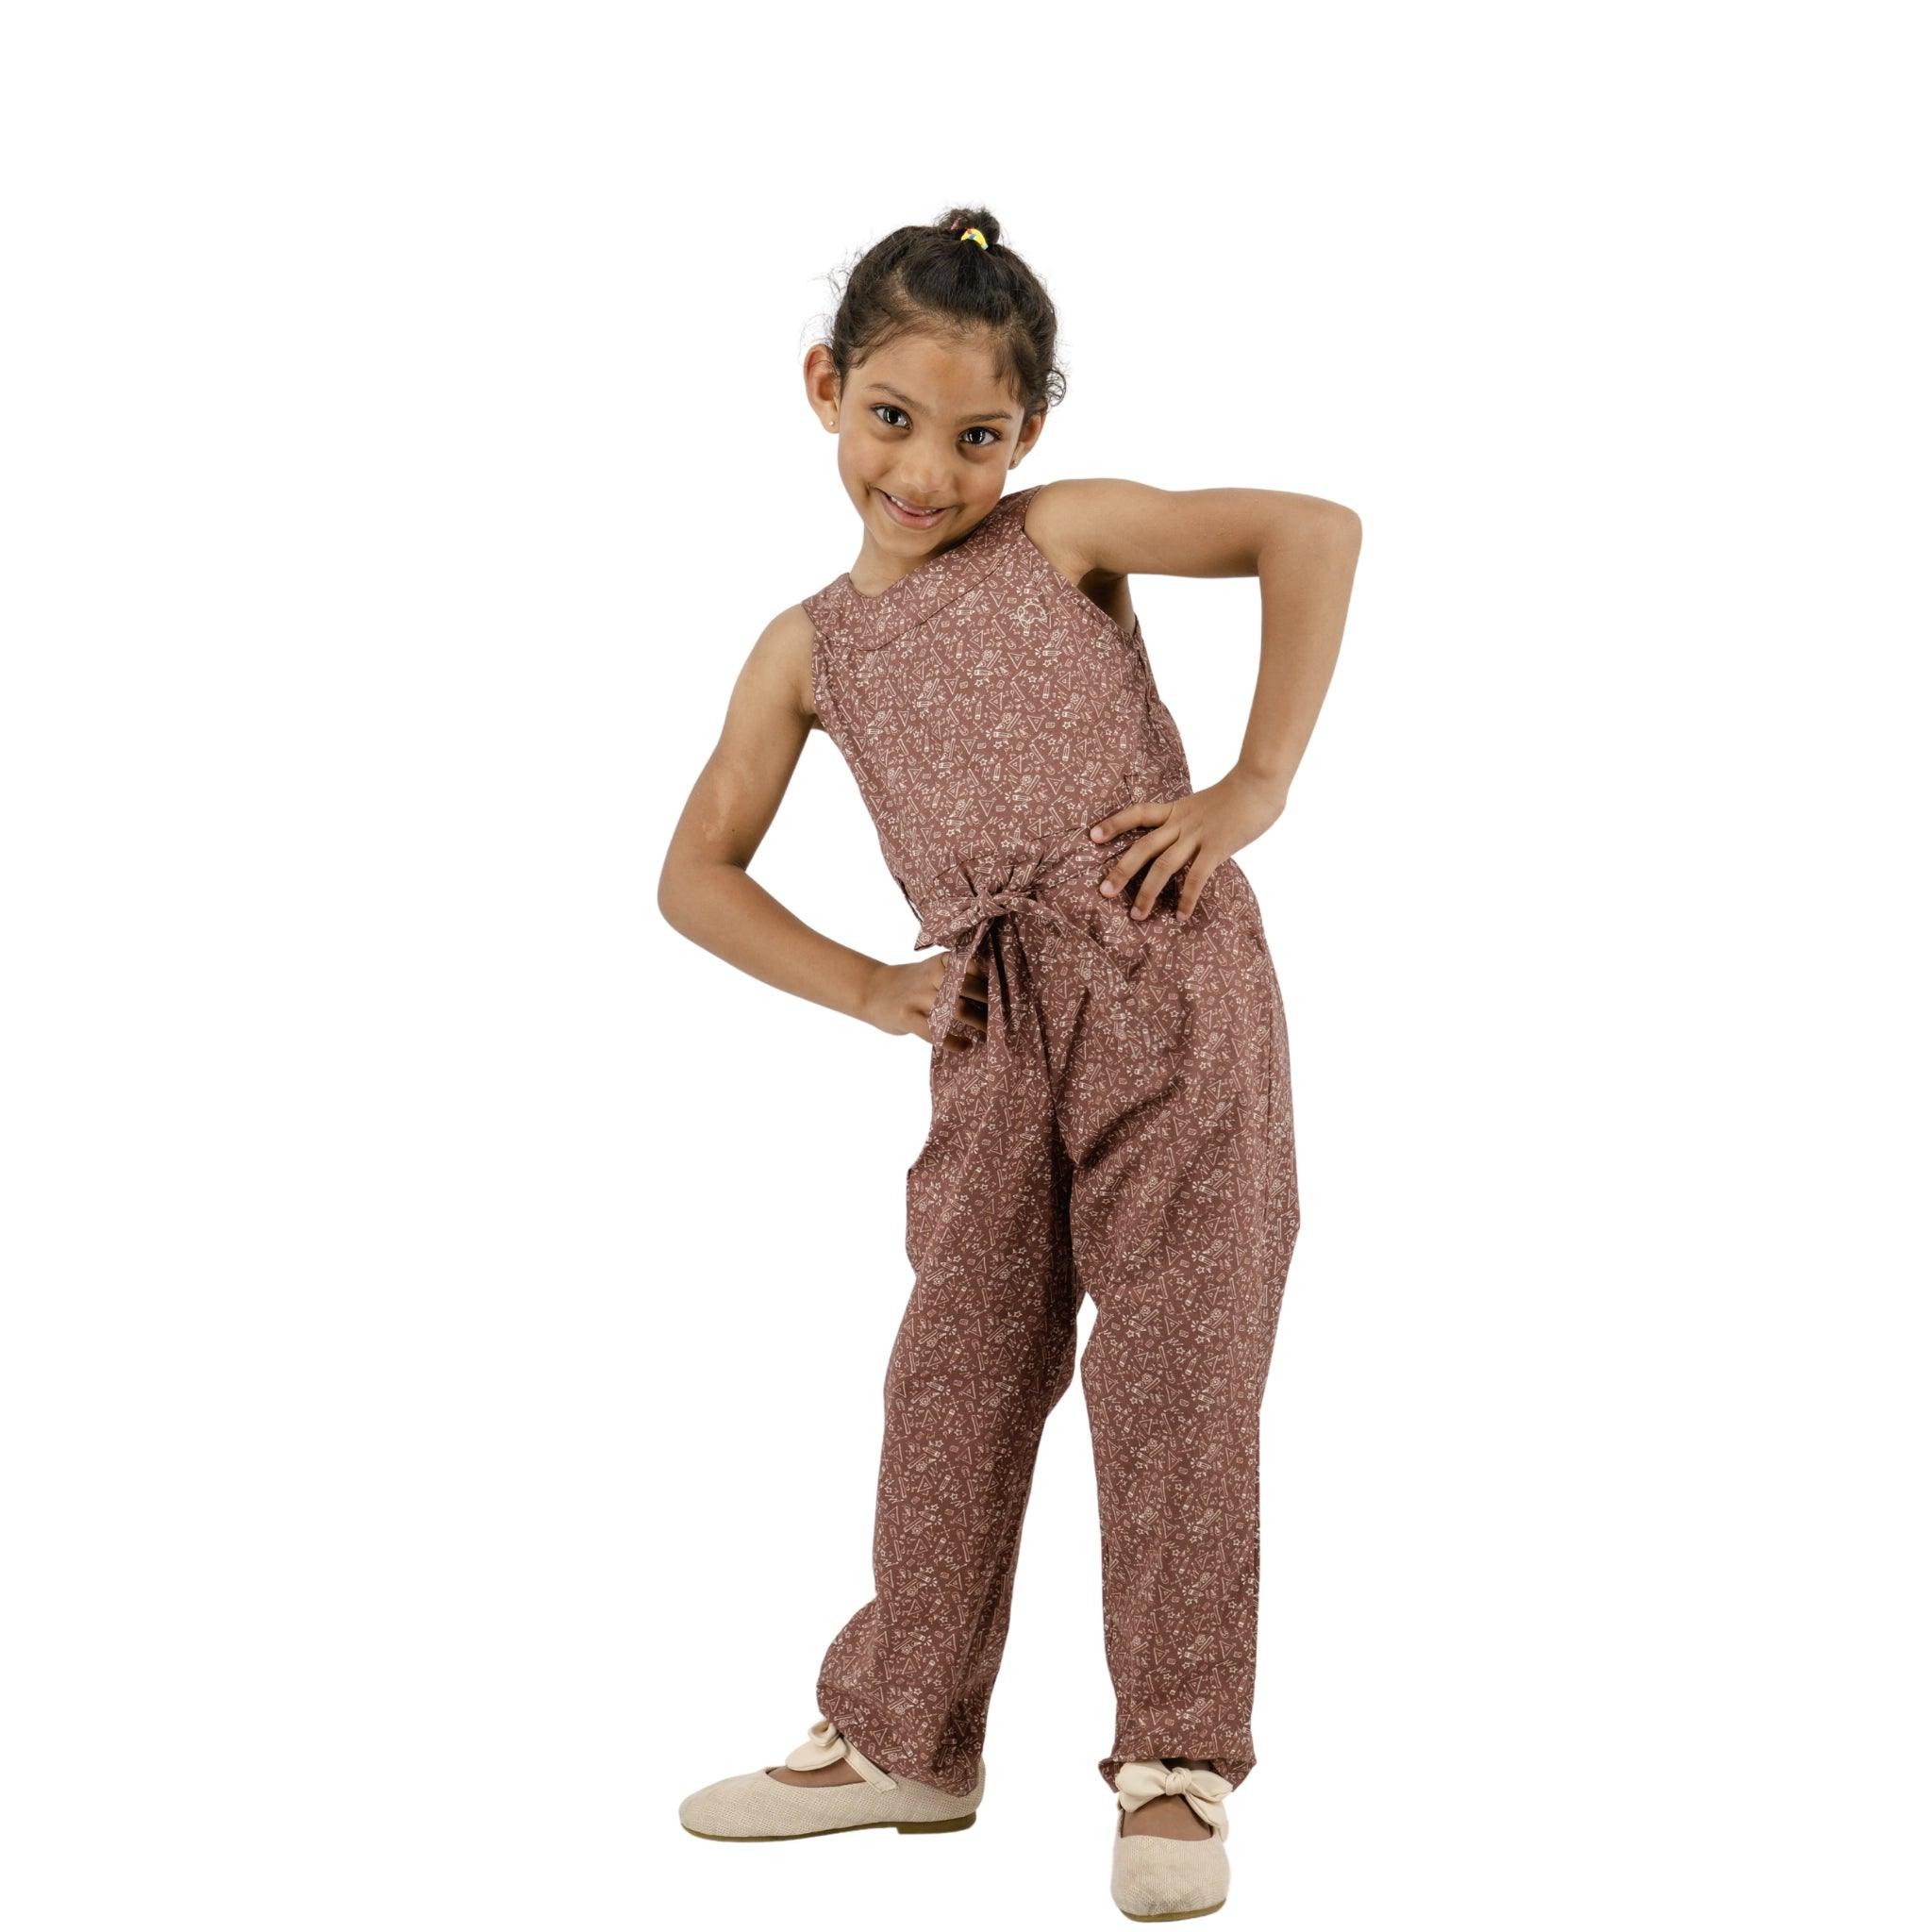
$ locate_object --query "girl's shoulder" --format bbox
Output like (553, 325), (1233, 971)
(1004, 479), (1141, 645)
(729, 598), (824, 731)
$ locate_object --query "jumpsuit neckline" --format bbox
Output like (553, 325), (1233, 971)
(826, 484), (1041, 650)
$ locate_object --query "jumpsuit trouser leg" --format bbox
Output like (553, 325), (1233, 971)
(1060, 886), (1299, 1796)
(815, 990), (1079, 1800)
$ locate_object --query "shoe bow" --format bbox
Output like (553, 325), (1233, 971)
(1114, 1759), (1233, 1835)
(781, 1716), (898, 1791)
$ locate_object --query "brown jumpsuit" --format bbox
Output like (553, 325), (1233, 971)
(799, 483), (1300, 1799)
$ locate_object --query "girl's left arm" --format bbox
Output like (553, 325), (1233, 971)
(1028, 479), (1362, 924)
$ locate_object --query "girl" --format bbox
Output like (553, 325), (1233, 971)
(658, 208), (1360, 1921)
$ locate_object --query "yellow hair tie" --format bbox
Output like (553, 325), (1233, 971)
(958, 226), (989, 250)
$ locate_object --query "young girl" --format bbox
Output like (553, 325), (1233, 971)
(659, 208), (1360, 1921)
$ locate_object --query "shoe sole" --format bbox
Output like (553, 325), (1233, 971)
(682, 1812), (976, 1842)
(1116, 1905), (1224, 1923)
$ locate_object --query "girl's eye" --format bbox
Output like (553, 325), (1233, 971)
(871, 405), (1000, 448)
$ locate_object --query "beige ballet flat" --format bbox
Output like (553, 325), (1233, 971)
(1109, 1760), (1234, 1921)
(678, 1716), (983, 1841)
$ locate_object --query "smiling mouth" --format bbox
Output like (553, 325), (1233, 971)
(881, 491), (948, 516)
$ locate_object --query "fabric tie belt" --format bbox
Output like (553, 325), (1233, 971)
(911, 823), (1184, 1071)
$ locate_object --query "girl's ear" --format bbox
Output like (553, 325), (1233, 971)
(802, 343), (841, 430)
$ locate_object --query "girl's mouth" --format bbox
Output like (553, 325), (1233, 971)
(878, 490), (949, 529)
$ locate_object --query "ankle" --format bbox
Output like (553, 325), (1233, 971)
(1120, 1790), (1214, 1840)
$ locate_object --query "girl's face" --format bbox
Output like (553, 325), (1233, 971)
(810, 328), (1043, 560)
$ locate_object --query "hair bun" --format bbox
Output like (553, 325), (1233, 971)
(942, 208), (1001, 249)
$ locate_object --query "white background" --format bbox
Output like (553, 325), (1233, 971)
(4, 5), (1926, 1928)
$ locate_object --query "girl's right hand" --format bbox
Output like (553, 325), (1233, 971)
(865, 956), (989, 1051)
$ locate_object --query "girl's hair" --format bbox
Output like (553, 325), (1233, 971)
(818, 207), (1067, 422)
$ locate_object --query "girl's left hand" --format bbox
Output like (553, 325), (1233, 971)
(1089, 768), (1287, 924)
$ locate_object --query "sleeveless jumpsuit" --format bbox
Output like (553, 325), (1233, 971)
(800, 482), (1300, 1798)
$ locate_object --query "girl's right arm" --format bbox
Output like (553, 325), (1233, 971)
(656, 605), (956, 1042)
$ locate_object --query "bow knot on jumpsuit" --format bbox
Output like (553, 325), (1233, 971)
(799, 483), (1299, 1798)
